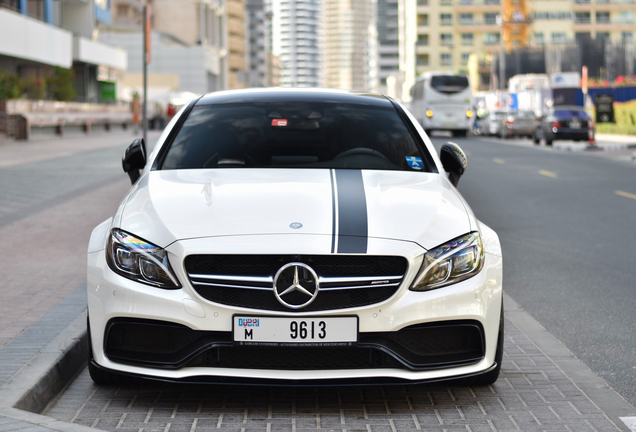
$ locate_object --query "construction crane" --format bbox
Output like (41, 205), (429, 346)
(501, 0), (531, 52)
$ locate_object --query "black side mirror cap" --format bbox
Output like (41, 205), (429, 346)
(440, 142), (467, 187)
(122, 138), (147, 184)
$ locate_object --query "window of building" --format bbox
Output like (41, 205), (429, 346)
(483, 32), (500, 45)
(596, 32), (610, 40)
(440, 13), (453, 25)
(417, 0), (429, 5)
(417, 14), (429, 26)
(461, 53), (471, 65)
(551, 32), (567, 44)
(595, 12), (610, 23)
(575, 32), (591, 43)
(417, 34), (429, 45)
(535, 32), (544, 44)
(440, 33), (453, 45)
(534, 12), (572, 20)
(622, 31), (634, 42)
(440, 53), (452, 66)
(484, 0), (500, 4)
(462, 33), (474, 45)
(484, 13), (499, 24)
(620, 11), (634, 23)
(459, 13), (473, 24)
(417, 54), (430, 66)
(440, 0), (452, 5)
(575, 12), (590, 23)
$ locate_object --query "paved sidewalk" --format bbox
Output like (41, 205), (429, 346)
(45, 296), (636, 432)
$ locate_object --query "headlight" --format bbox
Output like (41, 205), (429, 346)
(410, 232), (484, 291)
(425, 109), (433, 118)
(466, 109), (474, 118)
(106, 229), (181, 289)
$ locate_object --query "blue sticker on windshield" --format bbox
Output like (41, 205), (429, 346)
(406, 156), (423, 170)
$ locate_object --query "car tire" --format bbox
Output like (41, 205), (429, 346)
(545, 138), (553, 146)
(452, 130), (467, 138)
(533, 134), (540, 145)
(87, 318), (134, 386)
(462, 300), (504, 386)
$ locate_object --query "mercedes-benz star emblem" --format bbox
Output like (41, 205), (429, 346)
(273, 262), (319, 309)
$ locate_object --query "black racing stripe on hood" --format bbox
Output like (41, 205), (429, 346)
(334, 169), (368, 253)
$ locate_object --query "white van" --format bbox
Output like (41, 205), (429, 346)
(410, 72), (474, 137)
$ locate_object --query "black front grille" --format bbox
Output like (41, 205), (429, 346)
(185, 255), (407, 277)
(185, 255), (408, 312)
(104, 318), (484, 371)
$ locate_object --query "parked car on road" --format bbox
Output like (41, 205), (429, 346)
(86, 88), (504, 387)
(533, 106), (593, 146)
(500, 110), (536, 139)
(479, 110), (506, 136)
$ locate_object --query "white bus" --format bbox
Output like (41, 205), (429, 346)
(410, 72), (474, 137)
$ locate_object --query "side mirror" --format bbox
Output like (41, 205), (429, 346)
(122, 138), (146, 184)
(440, 142), (467, 187)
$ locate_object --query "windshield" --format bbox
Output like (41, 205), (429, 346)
(159, 102), (431, 172)
(554, 110), (587, 118)
(430, 75), (470, 94)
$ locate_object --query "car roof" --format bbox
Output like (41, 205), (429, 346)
(551, 105), (585, 111)
(196, 88), (393, 107)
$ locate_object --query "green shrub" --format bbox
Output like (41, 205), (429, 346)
(594, 100), (636, 136)
(0, 69), (23, 100)
(23, 76), (47, 100)
(48, 67), (76, 102)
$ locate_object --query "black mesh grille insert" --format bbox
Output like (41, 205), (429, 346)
(193, 346), (405, 370)
(185, 255), (408, 312)
(185, 255), (407, 277)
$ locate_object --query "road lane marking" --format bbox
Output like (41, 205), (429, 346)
(615, 190), (636, 200)
(620, 417), (636, 431)
(493, 158), (505, 164)
(539, 170), (557, 178)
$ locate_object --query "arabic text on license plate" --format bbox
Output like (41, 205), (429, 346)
(233, 316), (358, 346)
(570, 121), (581, 129)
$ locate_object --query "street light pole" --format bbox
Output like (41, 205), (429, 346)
(142, 3), (149, 144)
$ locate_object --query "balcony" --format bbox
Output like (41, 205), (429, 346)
(573, 0), (636, 11)
(458, 20), (500, 31)
(455, 0), (501, 14)
(0, 8), (72, 68)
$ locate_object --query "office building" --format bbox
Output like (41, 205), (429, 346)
(272, 0), (323, 87)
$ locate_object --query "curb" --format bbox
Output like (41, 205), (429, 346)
(504, 295), (636, 431)
(0, 311), (97, 432)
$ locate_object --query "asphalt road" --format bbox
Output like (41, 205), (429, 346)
(430, 133), (636, 409)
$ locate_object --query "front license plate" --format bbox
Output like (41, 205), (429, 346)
(569, 121), (581, 129)
(233, 316), (358, 346)
(441, 122), (458, 127)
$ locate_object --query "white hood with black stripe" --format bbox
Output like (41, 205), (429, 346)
(118, 168), (473, 252)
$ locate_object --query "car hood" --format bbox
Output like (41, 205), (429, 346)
(119, 169), (472, 251)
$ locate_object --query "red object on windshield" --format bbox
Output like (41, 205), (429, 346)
(271, 119), (288, 127)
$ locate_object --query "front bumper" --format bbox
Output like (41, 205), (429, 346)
(547, 129), (590, 141)
(88, 234), (503, 383)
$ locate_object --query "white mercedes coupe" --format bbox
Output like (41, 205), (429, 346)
(87, 88), (503, 386)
